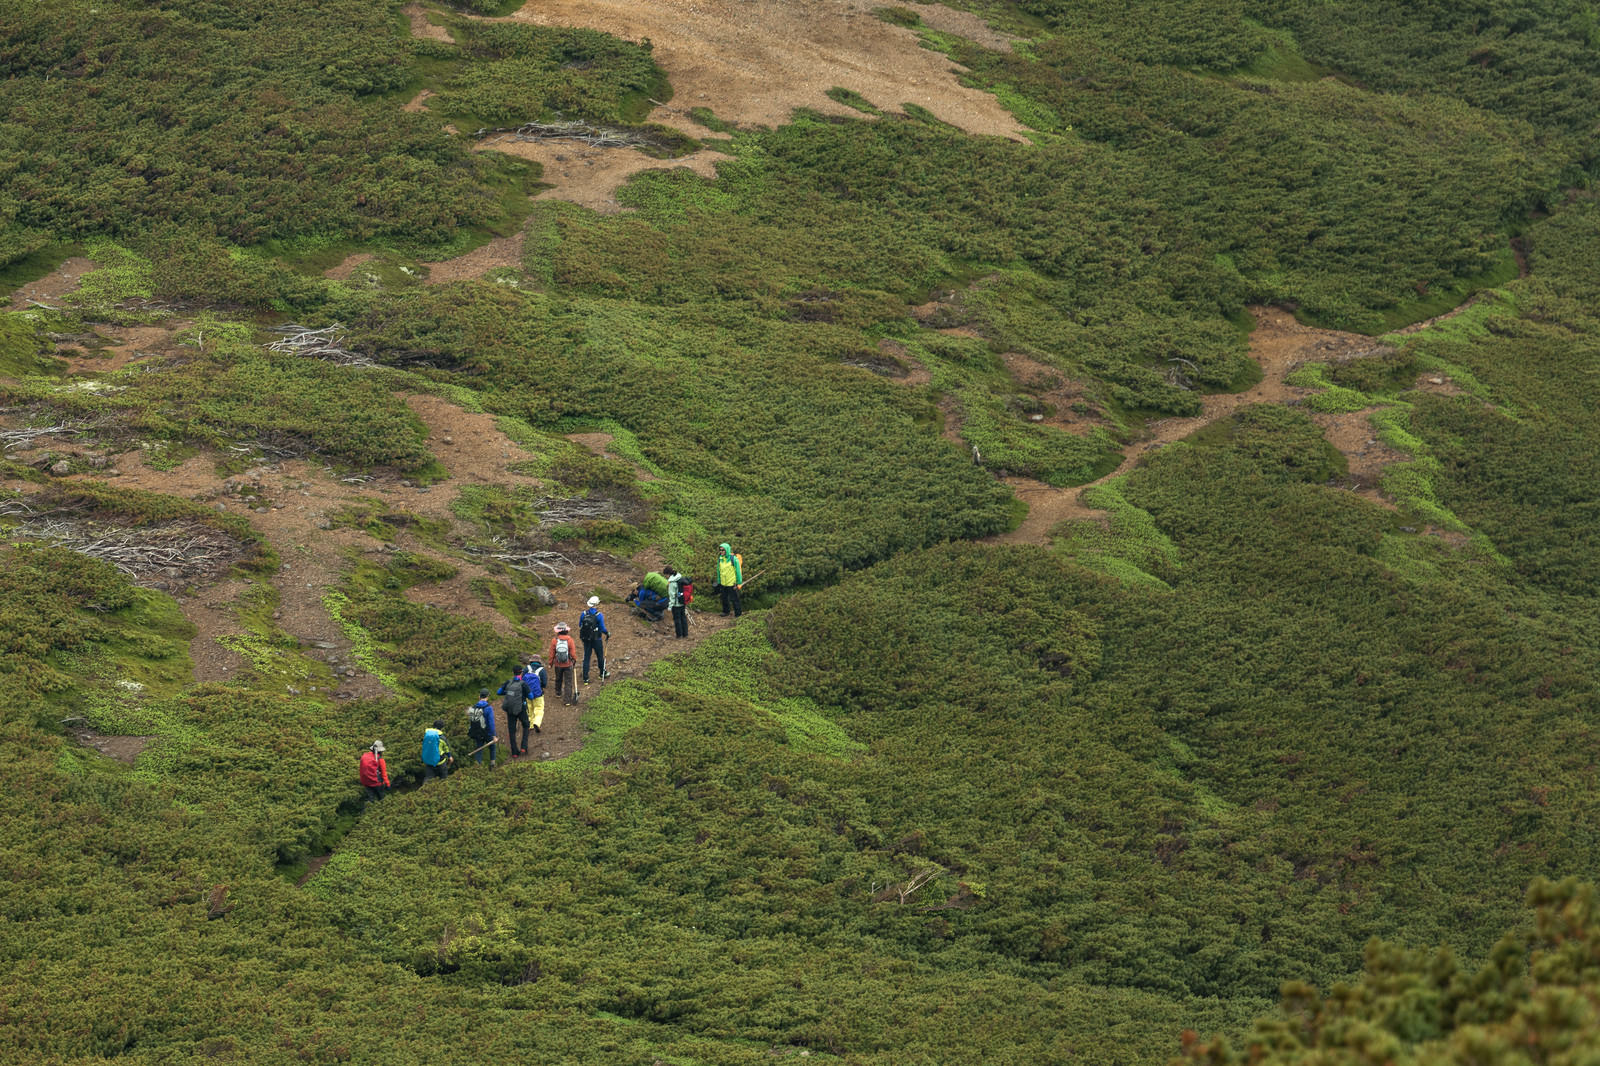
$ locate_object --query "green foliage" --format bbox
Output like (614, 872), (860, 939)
(825, 86), (884, 115)
(1183, 879), (1600, 1064)
(430, 21), (668, 129)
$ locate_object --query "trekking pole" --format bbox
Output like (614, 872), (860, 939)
(463, 738), (499, 759)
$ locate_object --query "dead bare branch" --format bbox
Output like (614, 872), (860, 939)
(475, 120), (652, 149)
(268, 322), (374, 368)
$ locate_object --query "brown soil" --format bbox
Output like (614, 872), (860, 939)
(875, 340), (932, 387)
(997, 349), (1110, 437)
(395, 0), (1024, 239)
(57, 323), (182, 375)
(7, 321), (743, 753)
(67, 725), (152, 764)
(402, 89), (436, 114)
(567, 430), (657, 480)
(6, 256), (96, 309)
(987, 306), (1393, 545)
(486, 0), (1023, 139)
(403, 2), (453, 43)
(476, 135), (723, 215)
(421, 231), (526, 284)
(323, 253), (376, 281)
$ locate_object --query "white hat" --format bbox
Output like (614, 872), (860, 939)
(371, 740), (385, 753)
(587, 596), (600, 607)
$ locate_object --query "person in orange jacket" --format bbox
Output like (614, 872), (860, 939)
(548, 622), (579, 705)
(359, 740), (390, 802)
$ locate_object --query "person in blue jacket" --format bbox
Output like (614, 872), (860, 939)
(421, 720), (453, 782)
(579, 595), (610, 684)
(468, 690), (498, 767)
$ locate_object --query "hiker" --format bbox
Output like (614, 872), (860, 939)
(715, 542), (744, 617)
(579, 595), (610, 685)
(524, 655), (548, 737)
(421, 720), (454, 781)
(498, 669), (531, 758)
(468, 689), (498, 767)
(666, 567), (690, 639)
(627, 582), (667, 622)
(359, 740), (390, 802)
(548, 622), (579, 705)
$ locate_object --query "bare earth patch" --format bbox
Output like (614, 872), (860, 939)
(68, 726), (152, 764)
(7, 256), (96, 309)
(403, 2), (453, 43)
(421, 231), (526, 284)
(323, 253), (376, 281)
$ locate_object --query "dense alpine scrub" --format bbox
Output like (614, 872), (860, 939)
(3, 0), (1600, 1062)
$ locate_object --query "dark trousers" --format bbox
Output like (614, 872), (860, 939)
(582, 638), (605, 680)
(364, 784), (387, 802)
(671, 605), (688, 637)
(719, 585), (742, 617)
(507, 709), (530, 753)
(552, 665), (576, 704)
(423, 761), (449, 781)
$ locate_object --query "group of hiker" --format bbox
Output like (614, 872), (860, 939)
(359, 544), (750, 798)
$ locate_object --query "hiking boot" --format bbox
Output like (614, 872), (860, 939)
(532, 725), (540, 735)
(582, 677), (591, 685)
(601, 670), (611, 680)
(519, 747), (529, 755)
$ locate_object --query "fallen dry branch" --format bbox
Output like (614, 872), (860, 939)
(3, 510), (243, 582)
(268, 322), (374, 368)
(476, 120), (650, 148)
(0, 421), (95, 450)
(463, 539), (572, 580)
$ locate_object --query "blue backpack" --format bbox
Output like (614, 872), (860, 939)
(522, 668), (543, 699)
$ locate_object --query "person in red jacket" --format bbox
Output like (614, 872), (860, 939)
(359, 740), (390, 802)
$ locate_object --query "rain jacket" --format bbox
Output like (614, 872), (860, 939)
(359, 750), (390, 788)
(717, 543), (743, 587)
(422, 728), (452, 767)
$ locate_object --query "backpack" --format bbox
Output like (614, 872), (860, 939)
(467, 703), (486, 730)
(681, 577), (694, 606)
(522, 669), (543, 698)
(554, 636), (573, 666)
(578, 609), (600, 643)
(502, 677), (526, 706)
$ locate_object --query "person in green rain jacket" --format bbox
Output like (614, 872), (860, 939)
(715, 542), (743, 617)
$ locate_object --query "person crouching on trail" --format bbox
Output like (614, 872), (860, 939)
(359, 740), (390, 802)
(422, 721), (453, 781)
(579, 595), (610, 685)
(498, 668), (531, 757)
(549, 623), (579, 705)
(715, 542), (744, 617)
(524, 656), (548, 737)
(468, 690), (498, 767)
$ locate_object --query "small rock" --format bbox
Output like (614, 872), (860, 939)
(316, 519), (332, 530)
(443, 436), (454, 445)
(314, 641), (337, 649)
(253, 506), (269, 514)
(272, 611), (282, 620)
(214, 503), (227, 512)
(1400, 526), (1417, 533)
(1429, 377), (1445, 385)
(534, 586), (558, 606)
(1029, 413), (1044, 422)
(86, 455), (108, 469)
(49, 460), (71, 476)
(400, 480), (413, 488)
(286, 686), (301, 696)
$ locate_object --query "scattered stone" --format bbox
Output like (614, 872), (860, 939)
(86, 455), (108, 468)
(1029, 413), (1044, 422)
(49, 460), (71, 476)
(287, 687), (301, 696)
(400, 480), (413, 488)
(214, 503), (227, 511)
(443, 436), (454, 445)
(316, 520), (332, 530)
(534, 586), (558, 606)
(313, 641), (337, 649)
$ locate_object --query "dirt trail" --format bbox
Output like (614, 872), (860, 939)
(1, 329), (741, 737)
(986, 306), (1410, 545)
(6, 257), (95, 309)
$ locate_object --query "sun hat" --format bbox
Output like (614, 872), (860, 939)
(371, 740), (385, 753)
(587, 596), (600, 607)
